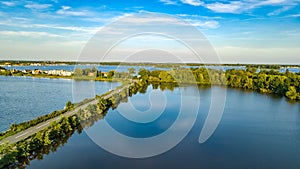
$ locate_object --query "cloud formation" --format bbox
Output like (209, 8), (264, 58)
(0, 31), (62, 38)
(159, 0), (177, 5)
(56, 6), (88, 16)
(206, 1), (242, 13)
(1, 1), (15, 7)
(25, 3), (52, 10)
(180, 0), (203, 6)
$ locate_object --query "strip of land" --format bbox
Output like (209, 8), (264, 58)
(0, 82), (134, 145)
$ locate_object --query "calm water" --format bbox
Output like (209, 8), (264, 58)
(0, 76), (119, 132)
(1, 76), (300, 168)
(18, 82), (299, 168)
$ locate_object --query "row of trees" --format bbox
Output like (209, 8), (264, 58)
(0, 116), (80, 168)
(73, 67), (136, 79)
(0, 68), (13, 76)
(137, 67), (300, 100)
(225, 69), (300, 100)
(0, 101), (75, 141)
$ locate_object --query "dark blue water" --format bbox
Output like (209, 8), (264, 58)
(23, 83), (300, 169)
(0, 76), (119, 132)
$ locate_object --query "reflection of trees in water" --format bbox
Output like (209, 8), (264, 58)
(7, 128), (81, 169)
(151, 82), (178, 91)
(7, 108), (105, 169)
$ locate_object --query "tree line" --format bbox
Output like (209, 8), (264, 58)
(73, 67), (137, 80)
(0, 101), (74, 141)
(137, 67), (300, 100)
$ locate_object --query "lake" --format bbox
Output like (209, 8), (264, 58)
(1, 76), (300, 168)
(0, 76), (120, 132)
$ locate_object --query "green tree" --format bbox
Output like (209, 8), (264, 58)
(43, 130), (51, 146)
(286, 86), (299, 100)
(74, 68), (83, 76)
(128, 68), (136, 76)
(138, 68), (150, 81)
(107, 70), (116, 78)
(65, 101), (74, 111)
(83, 68), (91, 76)
(91, 66), (98, 72)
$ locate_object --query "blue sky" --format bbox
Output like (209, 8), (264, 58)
(0, 0), (300, 63)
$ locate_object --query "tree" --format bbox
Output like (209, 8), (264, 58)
(138, 68), (149, 81)
(128, 68), (136, 76)
(74, 68), (83, 76)
(96, 70), (102, 78)
(83, 68), (91, 76)
(107, 70), (115, 78)
(91, 66), (98, 72)
(65, 101), (74, 111)
(43, 130), (51, 146)
(286, 86), (299, 100)
(4, 70), (12, 76)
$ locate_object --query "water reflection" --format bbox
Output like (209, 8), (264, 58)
(9, 82), (300, 169)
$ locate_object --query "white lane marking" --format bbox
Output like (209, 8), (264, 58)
(15, 131), (29, 138)
(37, 122), (50, 129)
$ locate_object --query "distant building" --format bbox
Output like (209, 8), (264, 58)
(22, 69), (31, 73)
(47, 69), (73, 76)
(102, 72), (108, 77)
(88, 72), (95, 77)
(61, 70), (72, 76)
(30, 63), (42, 66)
(31, 69), (41, 75)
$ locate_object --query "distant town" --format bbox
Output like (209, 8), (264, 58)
(0, 66), (73, 77)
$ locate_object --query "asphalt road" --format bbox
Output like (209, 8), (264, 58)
(0, 83), (134, 146)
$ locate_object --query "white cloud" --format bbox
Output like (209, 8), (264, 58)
(56, 6), (88, 16)
(61, 6), (71, 10)
(1, 1), (15, 6)
(285, 13), (300, 17)
(34, 24), (99, 34)
(0, 31), (63, 38)
(180, 0), (203, 6)
(118, 15), (180, 24)
(25, 3), (52, 10)
(189, 20), (220, 29)
(205, 1), (243, 13)
(204, 0), (299, 14)
(0, 20), (99, 34)
(159, 0), (177, 5)
(268, 6), (293, 16)
(254, 0), (287, 6)
(11, 17), (31, 21)
(176, 13), (223, 19)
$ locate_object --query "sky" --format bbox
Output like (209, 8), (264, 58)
(0, 0), (300, 64)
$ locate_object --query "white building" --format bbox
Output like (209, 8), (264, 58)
(47, 69), (73, 76)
